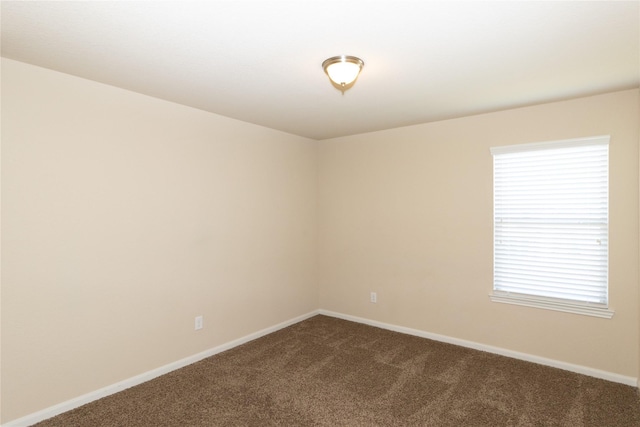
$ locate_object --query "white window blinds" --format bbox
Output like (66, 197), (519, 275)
(490, 136), (612, 318)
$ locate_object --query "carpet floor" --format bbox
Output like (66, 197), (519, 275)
(35, 315), (640, 426)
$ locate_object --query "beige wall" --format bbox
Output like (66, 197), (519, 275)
(2, 57), (639, 424)
(319, 89), (640, 378)
(0, 59), (318, 423)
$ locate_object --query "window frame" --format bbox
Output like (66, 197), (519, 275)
(489, 136), (613, 319)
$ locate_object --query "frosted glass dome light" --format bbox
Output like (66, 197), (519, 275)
(322, 56), (364, 92)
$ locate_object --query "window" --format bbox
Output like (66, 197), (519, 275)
(490, 136), (613, 318)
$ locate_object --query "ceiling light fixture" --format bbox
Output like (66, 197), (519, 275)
(322, 55), (364, 93)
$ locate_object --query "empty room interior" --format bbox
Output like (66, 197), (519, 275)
(1, 1), (640, 426)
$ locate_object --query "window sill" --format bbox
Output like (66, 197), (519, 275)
(489, 292), (614, 319)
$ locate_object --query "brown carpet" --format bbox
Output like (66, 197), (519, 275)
(35, 315), (640, 426)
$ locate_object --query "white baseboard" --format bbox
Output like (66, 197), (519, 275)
(6, 308), (636, 426)
(319, 309), (638, 388)
(2, 310), (321, 427)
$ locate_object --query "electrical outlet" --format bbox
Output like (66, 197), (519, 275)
(195, 315), (203, 330)
(370, 292), (377, 303)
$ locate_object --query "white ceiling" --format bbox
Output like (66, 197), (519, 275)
(2, 1), (638, 140)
